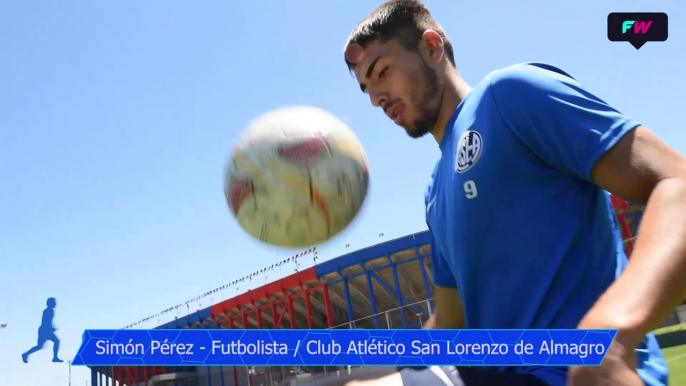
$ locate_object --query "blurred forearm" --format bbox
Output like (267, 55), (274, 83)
(423, 312), (465, 329)
(423, 313), (437, 329)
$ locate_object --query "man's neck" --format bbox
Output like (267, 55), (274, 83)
(430, 69), (472, 144)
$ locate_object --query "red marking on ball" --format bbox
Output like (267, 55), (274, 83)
(228, 178), (252, 214)
(344, 43), (364, 64)
(277, 136), (328, 164)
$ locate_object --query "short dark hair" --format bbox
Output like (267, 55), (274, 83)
(344, 0), (456, 71)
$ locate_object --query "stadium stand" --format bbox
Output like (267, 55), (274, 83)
(88, 194), (678, 386)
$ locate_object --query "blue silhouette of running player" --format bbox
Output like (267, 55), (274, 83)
(22, 297), (63, 363)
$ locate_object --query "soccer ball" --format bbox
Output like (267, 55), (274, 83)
(224, 106), (370, 248)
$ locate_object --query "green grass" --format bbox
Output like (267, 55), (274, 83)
(653, 324), (686, 382)
(663, 344), (686, 385)
(654, 323), (686, 336)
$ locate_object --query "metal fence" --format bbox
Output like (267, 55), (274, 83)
(329, 298), (433, 330)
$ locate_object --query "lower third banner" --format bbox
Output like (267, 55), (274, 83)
(72, 329), (616, 367)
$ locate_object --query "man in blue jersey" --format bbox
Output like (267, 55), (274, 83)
(331, 0), (686, 385)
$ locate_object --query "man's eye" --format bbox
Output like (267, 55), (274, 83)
(378, 66), (389, 79)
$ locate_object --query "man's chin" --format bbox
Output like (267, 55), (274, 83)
(404, 125), (429, 139)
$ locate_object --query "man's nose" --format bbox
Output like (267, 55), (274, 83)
(369, 90), (388, 108)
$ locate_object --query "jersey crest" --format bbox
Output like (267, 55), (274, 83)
(455, 131), (483, 173)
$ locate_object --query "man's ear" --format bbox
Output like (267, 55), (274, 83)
(420, 30), (445, 64)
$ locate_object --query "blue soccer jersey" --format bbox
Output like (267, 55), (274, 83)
(425, 62), (668, 386)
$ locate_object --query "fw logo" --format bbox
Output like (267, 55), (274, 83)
(608, 13), (668, 49)
(622, 20), (652, 34)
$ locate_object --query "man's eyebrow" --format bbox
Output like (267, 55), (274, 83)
(365, 56), (382, 79)
(359, 56), (382, 93)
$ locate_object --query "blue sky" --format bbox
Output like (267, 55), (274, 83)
(0, 0), (684, 384)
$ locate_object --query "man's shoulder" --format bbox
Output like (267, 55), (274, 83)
(481, 62), (578, 94)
